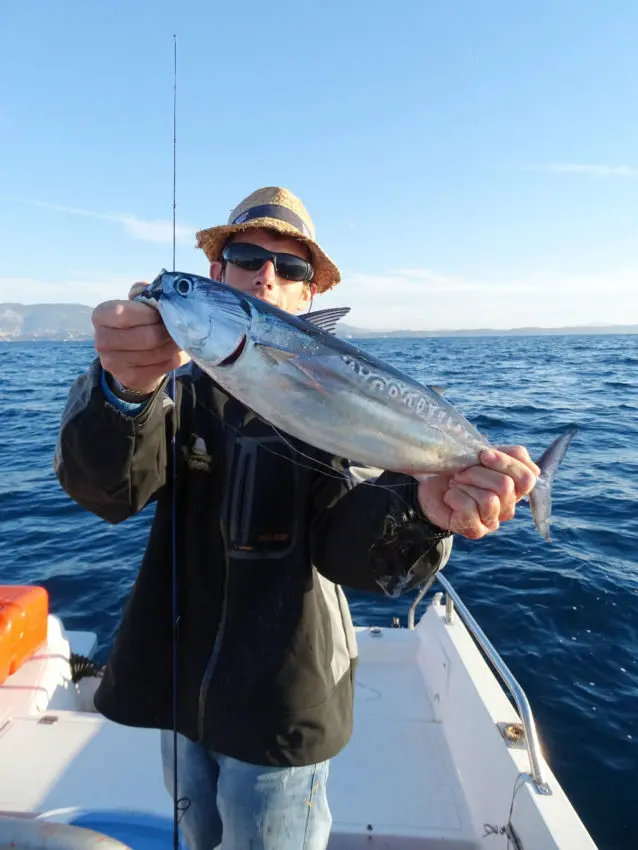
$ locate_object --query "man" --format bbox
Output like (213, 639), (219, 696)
(54, 186), (539, 850)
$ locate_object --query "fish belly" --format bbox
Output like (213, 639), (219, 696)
(196, 350), (485, 475)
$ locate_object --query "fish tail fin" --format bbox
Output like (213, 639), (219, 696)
(529, 426), (578, 542)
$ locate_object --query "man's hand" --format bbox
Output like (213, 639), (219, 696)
(417, 446), (540, 539)
(92, 282), (190, 395)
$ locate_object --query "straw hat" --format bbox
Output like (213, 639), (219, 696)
(195, 187), (341, 293)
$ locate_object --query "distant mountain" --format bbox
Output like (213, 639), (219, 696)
(0, 303), (94, 341)
(0, 303), (636, 342)
(336, 322), (638, 339)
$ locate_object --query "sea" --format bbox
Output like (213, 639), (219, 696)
(1, 334), (636, 849)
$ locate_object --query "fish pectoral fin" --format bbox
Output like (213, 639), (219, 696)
(287, 356), (330, 393)
(255, 343), (331, 393)
(254, 343), (298, 366)
(258, 347), (330, 394)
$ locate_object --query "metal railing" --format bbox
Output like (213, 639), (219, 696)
(408, 573), (551, 795)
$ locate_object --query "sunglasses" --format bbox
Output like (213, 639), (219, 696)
(222, 242), (314, 283)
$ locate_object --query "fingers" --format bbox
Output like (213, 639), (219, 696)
(92, 298), (160, 331)
(415, 475), (453, 533)
(103, 356), (188, 392)
(494, 445), (541, 476)
(128, 281), (149, 300)
(417, 445), (541, 542)
(476, 448), (539, 499)
(442, 484), (495, 539)
(448, 447), (539, 536)
(94, 321), (173, 353)
(417, 475), (497, 540)
(452, 465), (516, 507)
(451, 481), (504, 528)
(98, 338), (181, 372)
(91, 289), (188, 394)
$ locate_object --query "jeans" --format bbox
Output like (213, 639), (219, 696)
(161, 730), (332, 850)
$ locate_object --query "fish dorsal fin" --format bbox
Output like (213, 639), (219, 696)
(429, 385), (446, 395)
(301, 307), (351, 334)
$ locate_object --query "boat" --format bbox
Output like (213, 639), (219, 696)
(0, 577), (598, 849)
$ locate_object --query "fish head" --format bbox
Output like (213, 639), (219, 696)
(137, 270), (252, 365)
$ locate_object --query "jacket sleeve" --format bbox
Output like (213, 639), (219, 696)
(53, 358), (173, 524)
(309, 459), (453, 598)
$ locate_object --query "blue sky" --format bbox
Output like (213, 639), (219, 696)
(1, 0), (637, 330)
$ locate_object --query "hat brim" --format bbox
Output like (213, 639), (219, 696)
(195, 217), (341, 293)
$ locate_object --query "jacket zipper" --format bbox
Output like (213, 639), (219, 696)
(197, 406), (240, 741)
(197, 549), (230, 740)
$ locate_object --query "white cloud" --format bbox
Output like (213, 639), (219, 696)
(3, 266), (637, 331)
(0, 272), (145, 306)
(531, 163), (638, 177)
(20, 199), (194, 245)
(318, 267), (638, 330)
(338, 267), (637, 296)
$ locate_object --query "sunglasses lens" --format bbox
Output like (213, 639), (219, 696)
(224, 243), (313, 282)
(224, 243), (269, 271)
(276, 255), (312, 282)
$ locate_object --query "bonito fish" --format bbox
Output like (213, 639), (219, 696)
(137, 270), (577, 541)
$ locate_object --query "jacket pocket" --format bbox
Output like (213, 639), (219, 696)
(224, 435), (301, 559)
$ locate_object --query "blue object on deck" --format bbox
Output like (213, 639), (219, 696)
(69, 810), (183, 850)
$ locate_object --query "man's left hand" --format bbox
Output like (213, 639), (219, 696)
(417, 447), (541, 539)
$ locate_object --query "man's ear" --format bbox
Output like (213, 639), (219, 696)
(210, 261), (223, 280)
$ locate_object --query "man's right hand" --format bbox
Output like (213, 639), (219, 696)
(92, 282), (190, 395)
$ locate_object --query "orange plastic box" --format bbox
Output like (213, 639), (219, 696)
(0, 586), (49, 685)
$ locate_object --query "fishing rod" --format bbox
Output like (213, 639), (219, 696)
(170, 32), (180, 850)
(172, 35), (177, 275)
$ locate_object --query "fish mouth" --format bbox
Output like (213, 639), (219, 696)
(135, 276), (163, 305)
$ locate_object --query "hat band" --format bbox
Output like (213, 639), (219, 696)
(231, 204), (312, 238)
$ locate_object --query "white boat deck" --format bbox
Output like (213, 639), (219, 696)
(0, 628), (476, 848)
(330, 628), (477, 847)
(0, 590), (598, 849)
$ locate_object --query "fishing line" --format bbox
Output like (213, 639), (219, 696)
(482, 771), (526, 849)
(178, 383), (503, 540)
(157, 36), (459, 850)
(168, 33), (187, 850)
(179, 380), (420, 513)
(161, 39), (417, 846)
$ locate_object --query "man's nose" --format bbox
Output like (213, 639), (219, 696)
(253, 259), (276, 290)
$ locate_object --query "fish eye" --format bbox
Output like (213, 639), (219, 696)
(175, 277), (192, 296)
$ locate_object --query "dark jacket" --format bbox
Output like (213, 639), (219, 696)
(54, 359), (453, 766)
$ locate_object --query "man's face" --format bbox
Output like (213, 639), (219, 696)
(210, 228), (317, 315)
